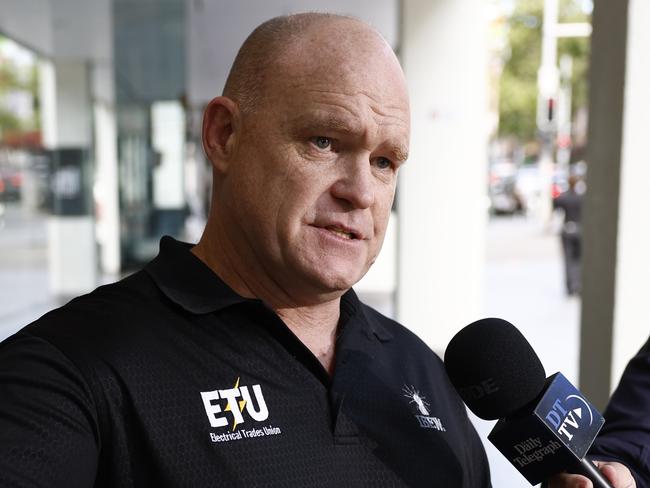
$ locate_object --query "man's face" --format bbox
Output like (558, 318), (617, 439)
(222, 24), (410, 302)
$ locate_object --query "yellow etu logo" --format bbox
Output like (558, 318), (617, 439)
(200, 377), (269, 431)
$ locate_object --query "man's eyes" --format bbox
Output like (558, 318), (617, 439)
(310, 136), (332, 150)
(308, 136), (394, 170)
(374, 157), (393, 170)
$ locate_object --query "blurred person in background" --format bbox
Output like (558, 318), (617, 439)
(553, 174), (584, 296)
(0, 13), (491, 487)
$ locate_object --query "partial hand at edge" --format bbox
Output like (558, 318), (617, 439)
(547, 461), (636, 488)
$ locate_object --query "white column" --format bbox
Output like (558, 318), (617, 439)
(579, 0), (650, 408)
(39, 59), (98, 297)
(90, 5), (120, 277)
(610, 0), (650, 387)
(39, 59), (58, 149)
(398, 0), (489, 353)
(93, 100), (120, 276)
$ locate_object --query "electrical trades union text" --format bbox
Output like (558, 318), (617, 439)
(210, 425), (283, 443)
(201, 378), (285, 443)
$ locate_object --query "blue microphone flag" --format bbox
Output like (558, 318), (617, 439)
(488, 372), (605, 485)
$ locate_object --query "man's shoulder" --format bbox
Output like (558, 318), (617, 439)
(17, 269), (166, 353)
(40, 269), (157, 316)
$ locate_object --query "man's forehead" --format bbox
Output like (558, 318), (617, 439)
(290, 106), (409, 134)
(271, 52), (409, 112)
(252, 17), (410, 144)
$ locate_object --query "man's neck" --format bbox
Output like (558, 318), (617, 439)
(192, 227), (342, 374)
(276, 302), (340, 375)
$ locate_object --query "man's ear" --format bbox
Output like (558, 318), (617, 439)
(202, 96), (240, 173)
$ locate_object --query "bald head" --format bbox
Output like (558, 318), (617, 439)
(223, 13), (397, 114)
(198, 12), (410, 303)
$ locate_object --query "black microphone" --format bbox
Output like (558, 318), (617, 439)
(444, 318), (614, 488)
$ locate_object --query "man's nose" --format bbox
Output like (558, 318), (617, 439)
(330, 156), (375, 209)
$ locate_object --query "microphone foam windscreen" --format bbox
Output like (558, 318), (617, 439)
(444, 318), (546, 420)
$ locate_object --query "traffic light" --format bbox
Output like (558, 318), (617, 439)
(537, 94), (558, 132)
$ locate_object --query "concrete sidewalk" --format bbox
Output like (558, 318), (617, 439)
(476, 214), (581, 487)
(0, 204), (58, 340)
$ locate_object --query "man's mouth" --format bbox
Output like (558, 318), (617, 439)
(324, 225), (358, 240)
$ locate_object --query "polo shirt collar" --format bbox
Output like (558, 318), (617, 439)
(340, 290), (393, 343)
(145, 236), (393, 342)
(145, 236), (249, 314)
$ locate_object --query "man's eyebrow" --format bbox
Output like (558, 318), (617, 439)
(389, 144), (409, 162)
(293, 112), (361, 133)
(292, 112), (409, 160)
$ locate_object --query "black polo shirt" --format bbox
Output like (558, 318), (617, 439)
(0, 237), (490, 487)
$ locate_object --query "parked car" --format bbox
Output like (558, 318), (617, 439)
(488, 160), (522, 215)
(0, 169), (23, 202)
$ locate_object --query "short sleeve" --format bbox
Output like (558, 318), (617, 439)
(0, 333), (99, 487)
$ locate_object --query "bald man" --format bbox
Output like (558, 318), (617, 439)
(0, 14), (491, 487)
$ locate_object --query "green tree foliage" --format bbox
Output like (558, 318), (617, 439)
(498, 0), (590, 142)
(0, 36), (40, 136)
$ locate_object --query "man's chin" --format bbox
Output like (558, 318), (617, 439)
(284, 256), (368, 300)
(306, 268), (365, 296)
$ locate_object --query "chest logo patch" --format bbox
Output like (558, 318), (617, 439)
(200, 377), (282, 443)
(403, 384), (446, 432)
